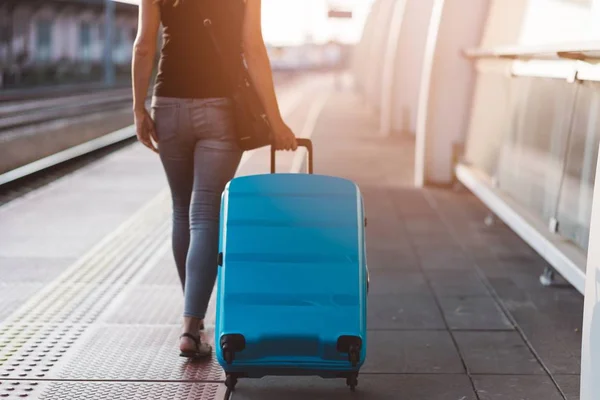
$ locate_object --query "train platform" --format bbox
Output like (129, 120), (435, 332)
(0, 74), (583, 399)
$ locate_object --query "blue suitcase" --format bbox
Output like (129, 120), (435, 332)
(215, 139), (368, 392)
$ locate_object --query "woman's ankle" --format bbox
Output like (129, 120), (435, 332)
(183, 316), (204, 333)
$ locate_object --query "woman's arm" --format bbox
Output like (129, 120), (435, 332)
(242, 0), (297, 151)
(131, 0), (161, 152)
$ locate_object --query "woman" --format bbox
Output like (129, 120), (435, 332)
(132, 0), (297, 358)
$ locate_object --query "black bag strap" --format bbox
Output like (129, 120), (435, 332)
(197, 1), (275, 150)
(198, 4), (243, 91)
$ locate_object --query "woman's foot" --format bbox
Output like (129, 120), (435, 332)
(179, 317), (210, 358)
(179, 332), (212, 358)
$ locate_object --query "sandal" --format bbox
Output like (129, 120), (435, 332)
(179, 332), (212, 359)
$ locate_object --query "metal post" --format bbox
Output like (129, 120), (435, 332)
(103, 0), (115, 87)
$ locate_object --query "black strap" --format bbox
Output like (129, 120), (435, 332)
(198, 4), (243, 92)
(180, 332), (200, 346)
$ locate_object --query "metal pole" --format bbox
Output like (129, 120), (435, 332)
(103, 0), (115, 86)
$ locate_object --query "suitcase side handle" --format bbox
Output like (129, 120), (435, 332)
(270, 138), (314, 174)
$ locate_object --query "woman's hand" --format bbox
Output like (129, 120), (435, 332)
(134, 108), (158, 153)
(242, 0), (298, 152)
(272, 122), (298, 151)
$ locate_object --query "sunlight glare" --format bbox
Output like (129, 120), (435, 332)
(112, 0), (372, 46)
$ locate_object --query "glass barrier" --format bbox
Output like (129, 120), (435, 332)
(464, 68), (599, 255)
(555, 81), (600, 251)
(464, 69), (512, 176)
(496, 76), (578, 224)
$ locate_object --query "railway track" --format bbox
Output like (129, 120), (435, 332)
(0, 88), (138, 205)
(0, 136), (137, 208)
(0, 89), (133, 132)
(0, 82), (130, 103)
(0, 71), (299, 206)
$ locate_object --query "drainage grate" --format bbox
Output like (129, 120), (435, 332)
(57, 325), (223, 382)
(36, 382), (224, 400)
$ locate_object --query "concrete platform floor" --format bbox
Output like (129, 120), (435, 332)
(0, 76), (583, 400)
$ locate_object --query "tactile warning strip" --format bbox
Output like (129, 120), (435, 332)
(0, 324), (86, 380)
(5, 225), (170, 324)
(139, 254), (182, 286)
(0, 191), (201, 400)
(0, 380), (41, 399)
(6, 284), (126, 325)
(0, 285), (44, 322)
(40, 382), (224, 400)
(56, 325), (223, 382)
(102, 286), (184, 325)
(0, 381), (225, 400)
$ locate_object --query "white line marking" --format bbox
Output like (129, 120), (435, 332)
(0, 126), (136, 186)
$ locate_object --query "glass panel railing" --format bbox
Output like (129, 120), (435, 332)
(461, 45), (600, 290)
(495, 76), (579, 224)
(463, 68), (512, 176)
(554, 81), (600, 251)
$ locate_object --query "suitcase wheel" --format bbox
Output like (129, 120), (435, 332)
(220, 334), (246, 365)
(346, 373), (359, 392)
(336, 336), (362, 367)
(223, 348), (235, 365)
(348, 345), (360, 368)
(225, 374), (238, 390)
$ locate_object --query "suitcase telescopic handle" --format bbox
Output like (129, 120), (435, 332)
(270, 138), (314, 174)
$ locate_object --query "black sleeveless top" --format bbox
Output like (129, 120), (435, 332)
(154, 1), (237, 99)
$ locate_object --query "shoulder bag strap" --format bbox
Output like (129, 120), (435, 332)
(197, 3), (244, 91)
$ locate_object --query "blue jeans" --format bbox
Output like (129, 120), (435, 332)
(151, 96), (242, 320)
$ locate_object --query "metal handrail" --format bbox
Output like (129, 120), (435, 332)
(464, 43), (600, 82)
(463, 42), (600, 62)
(459, 43), (597, 295)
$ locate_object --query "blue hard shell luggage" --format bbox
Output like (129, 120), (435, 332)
(215, 139), (368, 392)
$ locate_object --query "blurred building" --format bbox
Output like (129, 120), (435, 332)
(266, 42), (352, 71)
(0, 0), (137, 87)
